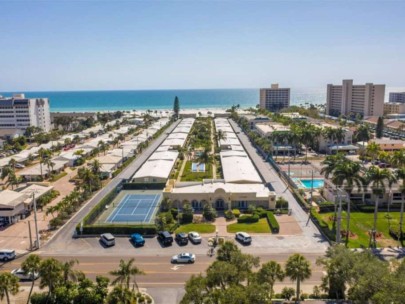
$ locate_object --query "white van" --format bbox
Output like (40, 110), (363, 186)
(0, 249), (16, 261)
(100, 233), (115, 247)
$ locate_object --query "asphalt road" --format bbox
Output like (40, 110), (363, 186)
(1, 252), (325, 302)
(42, 120), (180, 252)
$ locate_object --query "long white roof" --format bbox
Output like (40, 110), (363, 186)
(133, 151), (178, 180)
(220, 151), (262, 183)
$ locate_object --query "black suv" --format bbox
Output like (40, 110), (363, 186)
(158, 231), (173, 246)
(175, 233), (189, 245)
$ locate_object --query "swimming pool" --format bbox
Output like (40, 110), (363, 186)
(298, 179), (324, 189)
(191, 163), (205, 172)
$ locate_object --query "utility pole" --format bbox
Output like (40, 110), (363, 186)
(336, 188), (342, 244)
(32, 192), (40, 249)
(27, 221), (33, 251)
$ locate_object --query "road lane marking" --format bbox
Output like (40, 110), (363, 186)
(170, 265), (185, 271)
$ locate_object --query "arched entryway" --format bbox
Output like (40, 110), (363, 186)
(191, 200), (202, 210)
(215, 198), (225, 210)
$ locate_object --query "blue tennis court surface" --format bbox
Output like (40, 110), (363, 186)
(106, 193), (161, 223)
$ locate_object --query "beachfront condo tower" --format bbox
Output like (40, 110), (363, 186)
(0, 94), (51, 136)
(259, 84), (290, 112)
(326, 79), (385, 118)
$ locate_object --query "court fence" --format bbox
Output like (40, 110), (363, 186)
(123, 183), (166, 190)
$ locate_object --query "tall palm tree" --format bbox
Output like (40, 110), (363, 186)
(196, 148), (213, 166)
(21, 254), (41, 304)
(395, 168), (405, 240)
(365, 142), (381, 161)
(39, 258), (63, 301)
(285, 254), (312, 303)
(0, 273), (19, 304)
(89, 159), (102, 176)
(365, 166), (397, 247)
(257, 261), (285, 299)
(391, 149), (405, 168)
(320, 153), (347, 179)
(331, 161), (364, 246)
(109, 258), (145, 291)
(62, 259), (80, 284)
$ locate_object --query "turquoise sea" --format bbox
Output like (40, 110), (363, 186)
(1, 88), (327, 112)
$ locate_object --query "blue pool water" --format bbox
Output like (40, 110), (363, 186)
(299, 179), (324, 189)
(191, 163), (205, 172)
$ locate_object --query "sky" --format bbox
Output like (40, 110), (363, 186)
(0, 0), (404, 91)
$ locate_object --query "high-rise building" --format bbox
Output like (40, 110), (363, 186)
(326, 79), (385, 118)
(389, 92), (405, 103)
(0, 94), (51, 134)
(259, 84), (290, 112)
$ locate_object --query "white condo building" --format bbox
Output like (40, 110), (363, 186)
(326, 79), (385, 118)
(0, 94), (51, 135)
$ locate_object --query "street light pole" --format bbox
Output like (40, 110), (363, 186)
(32, 192), (40, 249)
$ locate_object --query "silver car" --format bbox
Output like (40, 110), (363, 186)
(235, 232), (252, 245)
(171, 253), (196, 264)
(11, 268), (39, 281)
(188, 231), (202, 244)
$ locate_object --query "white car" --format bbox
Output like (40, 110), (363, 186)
(235, 232), (252, 245)
(171, 253), (196, 264)
(11, 268), (39, 281)
(15, 163), (25, 169)
(188, 231), (202, 244)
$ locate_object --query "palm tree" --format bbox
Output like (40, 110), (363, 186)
(395, 168), (405, 241)
(39, 258), (63, 301)
(196, 148), (213, 166)
(391, 149), (405, 168)
(21, 254), (41, 304)
(365, 142), (381, 161)
(257, 261), (285, 299)
(8, 158), (17, 170)
(98, 140), (107, 155)
(109, 258), (145, 291)
(320, 153), (347, 179)
(365, 166), (397, 247)
(331, 160), (364, 246)
(354, 124), (371, 143)
(62, 259), (80, 284)
(0, 273), (19, 304)
(216, 130), (227, 142)
(285, 254), (312, 303)
(89, 159), (102, 176)
(8, 171), (20, 189)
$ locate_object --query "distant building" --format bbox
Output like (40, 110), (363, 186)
(259, 84), (290, 112)
(0, 94), (51, 135)
(384, 103), (405, 115)
(326, 80), (385, 118)
(389, 92), (405, 103)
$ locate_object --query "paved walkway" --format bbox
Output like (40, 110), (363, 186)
(229, 119), (329, 253)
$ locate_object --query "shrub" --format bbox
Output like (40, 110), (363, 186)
(203, 203), (217, 221)
(170, 208), (179, 219)
(300, 293), (309, 301)
(281, 287), (295, 300)
(389, 225), (405, 240)
(49, 217), (63, 230)
(224, 210), (235, 220)
(266, 212), (280, 233)
(275, 196), (289, 209)
(79, 224), (157, 235)
(255, 207), (267, 218)
(247, 204), (256, 214)
(237, 214), (259, 223)
(181, 203), (194, 224)
(232, 209), (241, 218)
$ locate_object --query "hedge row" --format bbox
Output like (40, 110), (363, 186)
(82, 188), (119, 225)
(266, 212), (280, 233)
(292, 189), (311, 210)
(78, 224), (157, 236)
(237, 214), (259, 223)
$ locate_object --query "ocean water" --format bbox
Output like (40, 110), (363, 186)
(0, 88), (327, 112)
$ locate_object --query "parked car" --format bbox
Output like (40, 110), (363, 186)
(11, 268), (39, 281)
(235, 232), (252, 245)
(158, 231), (173, 246)
(188, 231), (202, 244)
(100, 233), (115, 247)
(130, 233), (145, 246)
(175, 233), (189, 245)
(0, 249), (16, 261)
(14, 163), (25, 169)
(171, 253), (196, 264)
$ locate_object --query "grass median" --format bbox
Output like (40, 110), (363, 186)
(175, 223), (216, 234)
(227, 218), (271, 233)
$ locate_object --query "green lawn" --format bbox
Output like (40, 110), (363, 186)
(227, 218), (271, 233)
(314, 211), (403, 248)
(175, 223), (216, 234)
(181, 161), (213, 181)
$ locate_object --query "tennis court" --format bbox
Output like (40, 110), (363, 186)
(105, 193), (161, 224)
